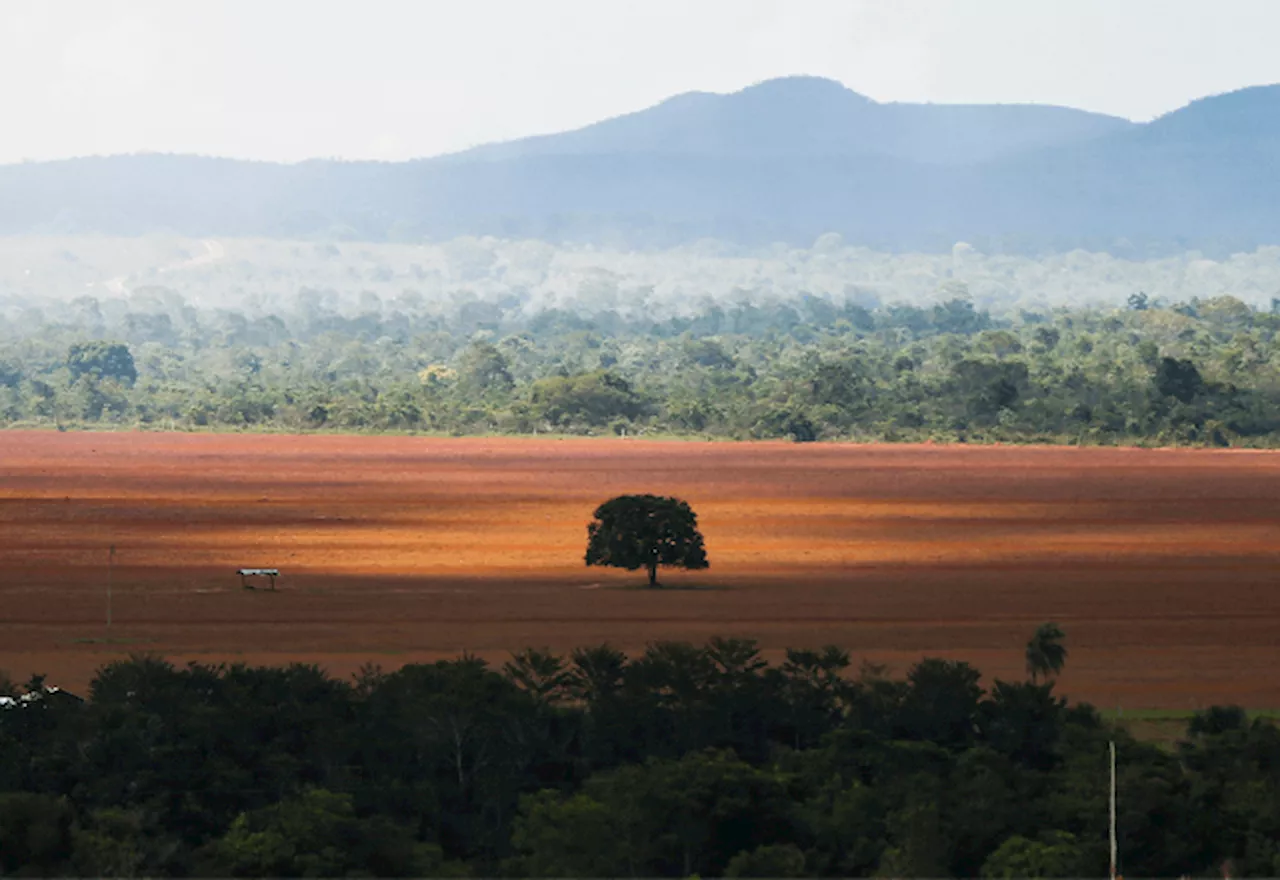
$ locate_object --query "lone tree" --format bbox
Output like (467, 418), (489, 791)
(585, 494), (708, 587)
(1025, 622), (1067, 684)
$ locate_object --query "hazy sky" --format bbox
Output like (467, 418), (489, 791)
(3, 0), (1278, 164)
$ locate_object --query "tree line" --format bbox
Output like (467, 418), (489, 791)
(2, 290), (1280, 446)
(2, 634), (1279, 877)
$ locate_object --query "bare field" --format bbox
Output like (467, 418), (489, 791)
(2, 431), (1280, 709)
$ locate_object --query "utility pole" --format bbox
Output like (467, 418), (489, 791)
(107, 544), (115, 631)
(1110, 739), (1118, 880)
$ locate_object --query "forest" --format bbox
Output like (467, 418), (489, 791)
(3, 274), (1280, 446)
(0, 638), (1275, 878)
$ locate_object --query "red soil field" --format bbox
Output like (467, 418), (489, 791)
(2, 430), (1280, 709)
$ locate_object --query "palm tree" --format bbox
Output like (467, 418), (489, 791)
(1025, 622), (1067, 684)
(503, 647), (572, 702)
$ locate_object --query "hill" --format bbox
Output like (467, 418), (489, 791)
(448, 76), (1133, 165)
(0, 78), (1278, 253)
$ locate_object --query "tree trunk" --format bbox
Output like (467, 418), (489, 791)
(647, 561), (658, 587)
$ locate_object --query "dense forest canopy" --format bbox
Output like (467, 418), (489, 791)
(2, 643), (1277, 878)
(3, 235), (1280, 446)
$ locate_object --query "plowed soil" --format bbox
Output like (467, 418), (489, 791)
(3, 431), (1280, 709)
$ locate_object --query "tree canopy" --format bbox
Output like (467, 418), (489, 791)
(3, 289), (1280, 448)
(1, 638), (1276, 877)
(66, 341), (137, 387)
(585, 494), (709, 586)
(1025, 622), (1068, 684)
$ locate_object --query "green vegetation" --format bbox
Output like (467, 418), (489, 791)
(3, 634), (1280, 877)
(5, 286), (1280, 447)
(1025, 622), (1067, 685)
(1106, 708), (1280, 752)
(585, 494), (709, 586)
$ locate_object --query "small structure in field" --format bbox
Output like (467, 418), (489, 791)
(237, 568), (279, 591)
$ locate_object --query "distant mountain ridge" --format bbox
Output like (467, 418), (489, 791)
(1, 76), (1278, 254)
(447, 76), (1135, 166)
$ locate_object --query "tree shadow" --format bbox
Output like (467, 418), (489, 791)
(608, 581), (732, 592)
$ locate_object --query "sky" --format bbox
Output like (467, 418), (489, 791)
(2, 0), (1279, 165)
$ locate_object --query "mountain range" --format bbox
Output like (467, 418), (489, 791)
(2, 76), (1278, 254)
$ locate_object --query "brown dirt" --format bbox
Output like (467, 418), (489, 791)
(3, 431), (1280, 710)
